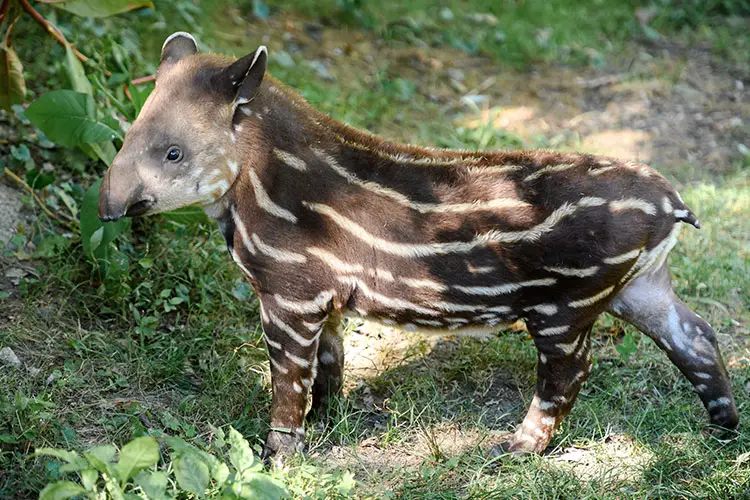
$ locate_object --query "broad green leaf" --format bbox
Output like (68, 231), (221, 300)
(134, 470), (167, 499)
(65, 45), (92, 95)
(173, 455), (210, 497)
(80, 179), (128, 276)
(50, 186), (79, 220)
(89, 226), (104, 253)
(39, 481), (86, 500)
(84, 444), (117, 473)
(26, 169), (56, 190)
(0, 46), (25, 111)
(227, 427), (256, 477)
(35, 447), (82, 464)
(244, 475), (288, 500)
(25, 90), (118, 147)
(80, 468), (99, 491)
(162, 206), (208, 224)
(80, 140), (117, 165)
(43, 0), (155, 18)
(115, 436), (159, 482)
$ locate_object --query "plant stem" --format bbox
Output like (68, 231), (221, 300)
(18, 0), (88, 63)
(0, 0), (10, 26)
(131, 74), (155, 85)
(3, 167), (77, 230)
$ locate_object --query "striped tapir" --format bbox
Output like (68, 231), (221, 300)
(98, 32), (739, 459)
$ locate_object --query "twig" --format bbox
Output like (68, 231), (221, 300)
(131, 74), (155, 86)
(18, 0), (89, 63)
(0, 0), (10, 26)
(3, 167), (77, 230)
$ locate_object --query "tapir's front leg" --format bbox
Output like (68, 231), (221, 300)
(257, 295), (331, 459)
(495, 321), (595, 455)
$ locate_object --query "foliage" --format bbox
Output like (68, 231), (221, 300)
(34, 428), (354, 499)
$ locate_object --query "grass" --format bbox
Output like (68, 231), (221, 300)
(1, 0), (749, 497)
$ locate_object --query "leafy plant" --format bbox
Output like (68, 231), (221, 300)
(35, 427), (355, 499)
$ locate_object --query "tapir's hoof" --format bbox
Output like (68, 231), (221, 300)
(261, 430), (304, 467)
(488, 439), (537, 463)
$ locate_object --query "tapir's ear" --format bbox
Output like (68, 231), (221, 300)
(158, 32), (198, 75)
(221, 46), (268, 103)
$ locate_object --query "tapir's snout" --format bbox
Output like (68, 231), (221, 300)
(98, 162), (153, 222)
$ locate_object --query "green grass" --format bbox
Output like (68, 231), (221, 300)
(2, 0), (749, 497)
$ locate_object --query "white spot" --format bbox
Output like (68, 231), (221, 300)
(319, 351), (336, 365)
(540, 416), (556, 426)
(707, 397), (730, 410)
(539, 353), (547, 364)
(293, 382), (303, 393)
(695, 372), (712, 380)
(609, 198), (658, 216)
(524, 303), (558, 316)
(662, 197), (673, 214)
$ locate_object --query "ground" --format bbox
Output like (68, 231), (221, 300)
(0, 1), (749, 498)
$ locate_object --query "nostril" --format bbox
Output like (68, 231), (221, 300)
(124, 198), (155, 217)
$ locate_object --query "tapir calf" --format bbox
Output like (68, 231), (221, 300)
(99, 32), (739, 458)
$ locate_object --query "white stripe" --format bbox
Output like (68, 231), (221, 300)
(474, 313), (498, 321)
(231, 249), (254, 278)
(337, 276), (440, 316)
(524, 303), (558, 316)
(695, 372), (712, 380)
(303, 201), (578, 258)
(609, 198), (657, 216)
(264, 335), (281, 350)
(307, 247), (445, 291)
(537, 325), (570, 337)
(576, 196), (607, 207)
(269, 311), (322, 347)
(248, 169), (298, 223)
(544, 265), (599, 278)
(446, 317), (470, 324)
(251, 233), (307, 263)
(662, 196), (673, 214)
(269, 356), (288, 374)
(199, 178), (229, 197)
(285, 351), (311, 368)
(467, 264), (496, 274)
(414, 319), (443, 327)
(603, 248), (641, 265)
(312, 147), (530, 214)
(557, 335), (583, 355)
(589, 165), (618, 176)
(523, 163), (579, 182)
(400, 277), (447, 292)
(273, 290), (335, 314)
(540, 416), (556, 426)
(673, 208), (689, 219)
(487, 305), (512, 313)
(307, 247), (364, 273)
(332, 136), (484, 166)
(303, 319), (326, 332)
(274, 148), (308, 171)
(293, 382), (303, 393)
(568, 286), (615, 308)
(453, 278), (556, 296)
(231, 206), (257, 255)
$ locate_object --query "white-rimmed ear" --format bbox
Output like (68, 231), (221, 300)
(158, 32), (198, 75)
(221, 46), (268, 103)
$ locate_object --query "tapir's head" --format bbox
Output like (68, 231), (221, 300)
(98, 32), (268, 221)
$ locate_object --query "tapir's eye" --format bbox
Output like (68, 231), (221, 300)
(165, 146), (183, 162)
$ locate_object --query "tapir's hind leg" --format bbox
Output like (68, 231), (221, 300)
(310, 312), (344, 415)
(608, 262), (739, 430)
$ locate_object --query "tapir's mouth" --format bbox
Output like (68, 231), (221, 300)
(124, 198), (155, 217)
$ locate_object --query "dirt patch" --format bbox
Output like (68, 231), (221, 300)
(0, 183), (24, 245)
(238, 12), (748, 179)
(549, 434), (654, 484)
